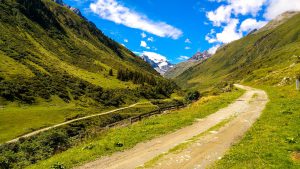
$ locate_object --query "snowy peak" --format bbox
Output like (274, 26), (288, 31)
(141, 54), (173, 75)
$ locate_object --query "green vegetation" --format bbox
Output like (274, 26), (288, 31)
(213, 86), (300, 168)
(0, 0), (177, 106)
(175, 13), (300, 91)
(26, 88), (243, 169)
(0, 102), (158, 169)
(0, 0), (180, 153)
(185, 90), (201, 102)
(169, 11), (300, 169)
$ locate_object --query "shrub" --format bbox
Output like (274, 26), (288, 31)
(50, 162), (65, 169)
(185, 91), (201, 102)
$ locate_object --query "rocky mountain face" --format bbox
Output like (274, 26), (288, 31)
(164, 51), (211, 79)
(141, 55), (174, 75)
(188, 51), (211, 61)
(52, 0), (84, 18)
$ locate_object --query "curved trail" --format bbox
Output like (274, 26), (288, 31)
(5, 103), (139, 144)
(77, 85), (268, 169)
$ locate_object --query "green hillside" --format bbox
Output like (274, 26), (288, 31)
(164, 61), (199, 79)
(175, 12), (300, 92)
(0, 0), (179, 143)
(0, 0), (179, 106)
(173, 11), (300, 168)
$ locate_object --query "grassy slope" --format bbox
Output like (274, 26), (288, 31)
(0, 96), (115, 143)
(0, 0), (158, 88)
(28, 88), (244, 169)
(0, 0), (173, 144)
(164, 61), (199, 79)
(172, 12), (300, 168)
(175, 13), (300, 91)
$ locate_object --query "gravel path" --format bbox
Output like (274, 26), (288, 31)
(77, 85), (268, 169)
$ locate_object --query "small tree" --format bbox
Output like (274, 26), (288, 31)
(185, 90), (201, 102)
(109, 69), (113, 76)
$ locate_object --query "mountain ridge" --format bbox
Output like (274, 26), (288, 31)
(164, 51), (211, 79)
(174, 11), (300, 91)
(0, 0), (176, 107)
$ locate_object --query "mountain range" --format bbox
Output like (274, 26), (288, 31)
(164, 51), (211, 79)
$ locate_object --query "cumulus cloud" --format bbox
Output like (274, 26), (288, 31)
(141, 32), (147, 38)
(264, 0), (300, 19)
(208, 44), (221, 55)
(185, 38), (192, 43)
(147, 37), (154, 42)
(178, 56), (190, 60)
(90, 0), (183, 39)
(229, 0), (267, 16)
(185, 46), (191, 50)
(240, 18), (268, 32)
(205, 29), (217, 43)
(140, 41), (150, 49)
(209, 19), (242, 44)
(207, 5), (232, 26)
(124, 39), (128, 43)
(206, 0), (267, 26)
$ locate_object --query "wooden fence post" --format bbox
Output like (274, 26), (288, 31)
(296, 79), (300, 91)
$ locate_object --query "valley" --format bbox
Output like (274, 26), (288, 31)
(0, 0), (300, 169)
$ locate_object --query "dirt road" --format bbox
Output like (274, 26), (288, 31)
(77, 85), (268, 169)
(5, 103), (139, 144)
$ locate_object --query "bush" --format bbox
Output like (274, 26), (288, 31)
(185, 91), (201, 102)
(51, 162), (65, 169)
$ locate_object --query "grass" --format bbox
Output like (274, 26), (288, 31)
(0, 51), (34, 79)
(212, 85), (300, 169)
(0, 97), (103, 144)
(0, 97), (156, 144)
(27, 88), (244, 169)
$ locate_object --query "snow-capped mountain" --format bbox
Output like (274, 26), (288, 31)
(140, 54), (173, 75)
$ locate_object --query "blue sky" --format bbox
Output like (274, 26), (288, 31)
(64, 0), (300, 64)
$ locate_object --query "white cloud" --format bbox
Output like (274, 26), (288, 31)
(229, 0), (267, 16)
(264, 0), (300, 20)
(206, 5), (232, 26)
(140, 41), (150, 49)
(90, 0), (183, 39)
(208, 19), (242, 44)
(240, 18), (268, 32)
(141, 32), (147, 38)
(178, 56), (190, 60)
(121, 43), (126, 47)
(205, 29), (217, 43)
(208, 44), (221, 54)
(206, 0), (267, 26)
(185, 46), (191, 50)
(124, 39), (128, 43)
(216, 19), (242, 43)
(147, 37), (154, 42)
(185, 38), (192, 43)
